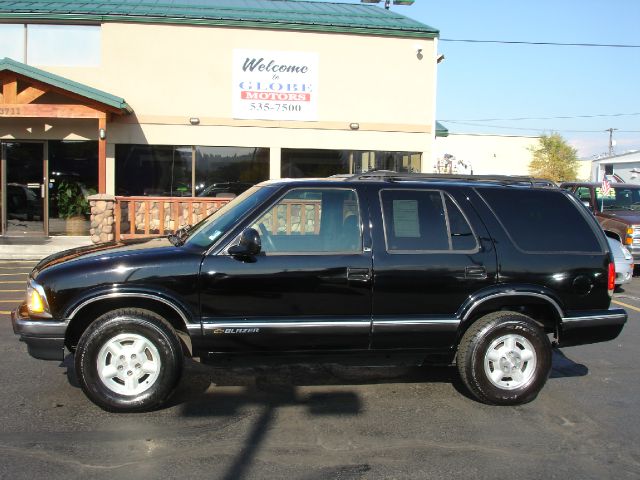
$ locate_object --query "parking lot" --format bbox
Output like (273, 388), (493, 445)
(1, 260), (639, 480)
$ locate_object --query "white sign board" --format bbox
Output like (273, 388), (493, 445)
(233, 49), (318, 121)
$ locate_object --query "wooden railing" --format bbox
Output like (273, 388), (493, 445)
(113, 196), (358, 241)
(264, 199), (322, 235)
(114, 196), (231, 240)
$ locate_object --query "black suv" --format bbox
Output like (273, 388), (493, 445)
(12, 173), (627, 412)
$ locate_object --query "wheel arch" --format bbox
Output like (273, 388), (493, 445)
(603, 229), (622, 242)
(457, 290), (563, 343)
(64, 293), (196, 356)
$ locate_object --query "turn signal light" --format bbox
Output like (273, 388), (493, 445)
(608, 262), (615, 294)
(625, 236), (633, 245)
(28, 289), (45, 314)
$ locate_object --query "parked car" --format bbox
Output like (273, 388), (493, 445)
(13, 173), (626, 412)
(197, 181), (254, 198)
(561, 182), (640, 261)
(607, 237), (634, 286)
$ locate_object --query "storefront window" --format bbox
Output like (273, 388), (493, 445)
(0, 24), (24, 62)
(195, 147), (269, 197)
(28, 25), (101, 67)
(116, 145), (269, 198)
(281, 149), (421, 178)
(115, 145), (192, 196)
(0, 24), (100, 66)
(48, 141), (98, 236)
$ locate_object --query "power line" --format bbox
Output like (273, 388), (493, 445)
(440, 38), (640, 48)
(440, 112), (640, 122)
(442, 121), (640, 134)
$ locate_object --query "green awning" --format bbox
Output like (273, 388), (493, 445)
(436, 121), (449, 138)
(0, 57), (131, 113)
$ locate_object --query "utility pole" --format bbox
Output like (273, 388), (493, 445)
(606, 128), (618, 157)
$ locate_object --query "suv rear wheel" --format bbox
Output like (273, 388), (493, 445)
(457, 311), (552, 405)
(74, 309), (183, 412)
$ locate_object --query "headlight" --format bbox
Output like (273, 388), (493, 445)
(621, 245), (633, 261)
(26, 280), (52, 318)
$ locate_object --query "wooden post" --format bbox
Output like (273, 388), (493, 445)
(98, 115), (107, 193)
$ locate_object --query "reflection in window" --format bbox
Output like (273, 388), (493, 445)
(48, 141), (98, 236)
(0, 24), (24, 62)
(281, 149), (421, 178)
(27, 24), (100, 67)
(195, 147), (269, 198)
(252, 189), (361, 253)
(116, 145), (269, 197)
(115, 145), (192, 197)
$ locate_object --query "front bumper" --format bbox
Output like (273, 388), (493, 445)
(11, 305), (66, 361)
(559, 308), (627, 347)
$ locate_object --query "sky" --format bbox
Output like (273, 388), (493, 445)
(331, 0), (640, 159)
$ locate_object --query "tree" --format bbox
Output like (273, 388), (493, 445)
(528, 133), (579, 182)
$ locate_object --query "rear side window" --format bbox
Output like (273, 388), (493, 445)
(380, 189), (478, 252)
(477, 188), (602, 253)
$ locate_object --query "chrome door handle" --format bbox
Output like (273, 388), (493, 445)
(465, 266), (487, 279)
(347, 267), (371, 282)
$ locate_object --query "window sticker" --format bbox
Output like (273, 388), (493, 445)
(393, 200), (420, 237)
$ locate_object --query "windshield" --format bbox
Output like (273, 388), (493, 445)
(185, 186), (274, 248)
(596, 186), (640, 211)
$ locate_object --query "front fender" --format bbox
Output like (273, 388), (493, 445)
(63, 286), (195, 325)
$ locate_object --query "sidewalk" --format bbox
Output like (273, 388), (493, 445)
(0, 236), (92, 260)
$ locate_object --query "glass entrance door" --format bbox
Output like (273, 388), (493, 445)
(1, 142), (46, 236)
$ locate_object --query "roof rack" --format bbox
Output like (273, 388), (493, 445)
(345, 170), (556, 187)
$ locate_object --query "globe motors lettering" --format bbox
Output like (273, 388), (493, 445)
(237, 55), (315, 105)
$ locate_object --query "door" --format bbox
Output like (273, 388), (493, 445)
(1, 141), (46, 236)
(199, 186), (373, 352)
(368, 186), (497, 349)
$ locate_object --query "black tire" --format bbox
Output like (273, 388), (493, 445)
(75, 308), (183, 412)
(457, 311), (552, 405)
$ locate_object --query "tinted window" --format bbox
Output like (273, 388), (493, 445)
(380, 190), (477, 252)
(281, 148), (421, 178)
(477, 188), (601, 253)
(252, 188), (361, 253)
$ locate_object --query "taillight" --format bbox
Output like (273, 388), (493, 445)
(608, 262), (615, 294)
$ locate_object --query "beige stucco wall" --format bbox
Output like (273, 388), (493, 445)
(3, 21), (438, 189)
(433, 133), (540, 176)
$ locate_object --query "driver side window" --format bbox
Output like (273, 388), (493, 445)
(252, 188), (361, 254)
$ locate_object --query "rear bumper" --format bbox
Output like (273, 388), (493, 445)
(11, 307), (66, 361)
(559, 308), (627, 347)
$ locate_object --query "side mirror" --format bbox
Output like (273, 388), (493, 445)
(228, 227), (261, 257)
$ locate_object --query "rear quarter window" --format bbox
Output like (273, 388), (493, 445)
(476, 187), (602, 253)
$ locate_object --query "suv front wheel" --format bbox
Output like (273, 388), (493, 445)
(457, 311), (552, 405)
(75, 309), (184, 412)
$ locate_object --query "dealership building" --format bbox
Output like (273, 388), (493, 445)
(0, 0), (442, 238)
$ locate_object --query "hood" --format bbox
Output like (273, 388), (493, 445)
(599, 210), (640, 224)
(32, 237), (176, 276)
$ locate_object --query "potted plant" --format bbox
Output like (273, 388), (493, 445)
(55, 180), (96, 235)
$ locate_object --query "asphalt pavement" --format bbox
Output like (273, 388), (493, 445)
(0, 261), (639, 479)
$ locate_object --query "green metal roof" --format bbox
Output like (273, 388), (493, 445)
(0, 57), (131, 112)
(436, 120), (448, 137)
(0, 1), (439, 38)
